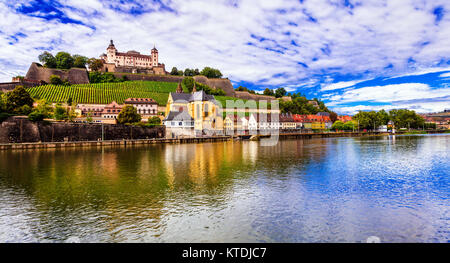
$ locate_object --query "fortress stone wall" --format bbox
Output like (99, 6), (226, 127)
(234, 91), (277, 102)
(25, 63), (90, 84)
(113, 73), (183, 83)
(193, 76), (235, 97)
(0, 80), (41, 93)
(0, 116), (165, 143)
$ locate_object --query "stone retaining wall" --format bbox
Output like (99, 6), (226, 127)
(0, 116), (165, 143)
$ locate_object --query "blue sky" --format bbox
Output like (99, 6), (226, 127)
(0, 0), (449, 114)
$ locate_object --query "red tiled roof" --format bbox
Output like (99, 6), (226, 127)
(338, 115), (352, 122)
(116, 52), (153, 59)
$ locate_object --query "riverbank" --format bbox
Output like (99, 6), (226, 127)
(0, 136), (231, 150)
(2, 131), (448, 151)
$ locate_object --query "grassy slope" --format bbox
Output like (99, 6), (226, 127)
(26, 80), (263, 108)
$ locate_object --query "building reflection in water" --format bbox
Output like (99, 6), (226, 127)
(1, 135), (446, 242)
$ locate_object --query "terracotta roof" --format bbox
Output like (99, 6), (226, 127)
(116, 52), (152, 59)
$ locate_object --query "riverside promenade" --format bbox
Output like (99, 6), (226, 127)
(2, 130), (445, 151)
(0, 136), (231, 150)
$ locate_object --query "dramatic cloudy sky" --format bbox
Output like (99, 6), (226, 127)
(1, 0), (449, 114)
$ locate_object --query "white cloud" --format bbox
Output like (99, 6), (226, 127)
(331, 101), (450, 115)
(439, 72), (450, 78)
(1, 0), (449, 83)
(321, 80), (366, 91)
(327, 83), (450, 105)
(0, 0), (449, 115)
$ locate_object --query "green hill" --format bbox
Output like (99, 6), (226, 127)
(25, 80), (257, 108)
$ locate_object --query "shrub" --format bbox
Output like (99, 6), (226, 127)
(28, 111), (45, 122)
(17, 105), (32, 115)
(148, 116), (161, 125)
(200, 67), (223, 78)
(50, 75), (63, 85)
(53, 105), (68, 121)
(0, 112), (13, 123)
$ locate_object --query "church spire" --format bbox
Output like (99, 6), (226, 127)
(192, 81), (197, 93)
(176, 81), (183, 93)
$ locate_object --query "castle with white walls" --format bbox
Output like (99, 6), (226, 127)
(99, 40), (167, 75)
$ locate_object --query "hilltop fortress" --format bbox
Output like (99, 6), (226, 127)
(99, 40), (167, 75)
(2, 40), (278, 102)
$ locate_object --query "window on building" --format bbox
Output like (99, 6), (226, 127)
(204, 104), (209, 117)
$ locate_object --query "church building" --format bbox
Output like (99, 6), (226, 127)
(164, 82), (224, 137)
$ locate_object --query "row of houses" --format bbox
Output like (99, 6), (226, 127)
(223, 113), (334, 133)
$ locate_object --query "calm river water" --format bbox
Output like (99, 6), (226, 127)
(0, 134), (448, 242)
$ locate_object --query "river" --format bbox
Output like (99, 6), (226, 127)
(0, 134), (448, 242)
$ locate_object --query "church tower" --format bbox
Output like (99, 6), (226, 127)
(192, 82), (197, 93)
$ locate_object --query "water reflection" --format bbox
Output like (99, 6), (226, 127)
(0, 135), (448, 242)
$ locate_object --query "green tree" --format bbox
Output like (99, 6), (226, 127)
(170, 67), (180, 75)
(0, 91), (5, 113)
(235, 86), (248, 92)
(86, 111), (93, 123)
(53, 105), (68, 121)
(28, 99), (53, 122)
(87, 58), (104, 71)
(263, 88), (274, 96)
(5, 86), (34, 114)
(73, 55), (88, 68)
(388, 109), (424, 129)
(377, 109), (389, 125)
(332, 120), (344, 131)
(353, 111), (378, 130)
(38, 51), (57, 68)
(67, 107), (77, 122)
(148, 116), (161, 125)
(55, 52), (74, 69)
(184, 68), (194, 76)
(200, 67), (223, 78)
(35, 99), (53, 116)
(275, 87), (287, 98)
(343, 121), (356, 131)
(28, 111), (45, 122)
(117, 105), (141, 124)
(182, 77), (195, 92)
(50, 75), (63, 85)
